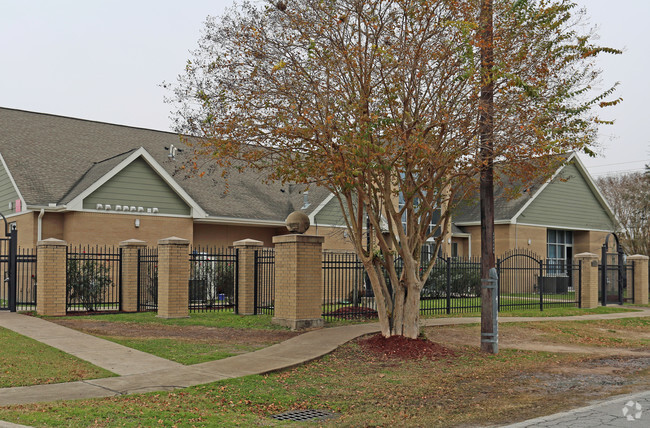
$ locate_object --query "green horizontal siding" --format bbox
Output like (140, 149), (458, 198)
(314, 197), (347, 226)
(83, 157), (191, 215)
(518, 162), (614, 231)
(0, 156), (20, 217)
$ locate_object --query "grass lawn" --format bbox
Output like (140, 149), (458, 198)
(0, 327), (114, 388)
(1, 337), (649, 427)
(516, 317), (650, 349)
(41, 311), (296, 365)
(44, 310), (285, 330)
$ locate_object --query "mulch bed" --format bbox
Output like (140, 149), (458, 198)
(358, 333), (456, 360)
(323, 306), (378, 319)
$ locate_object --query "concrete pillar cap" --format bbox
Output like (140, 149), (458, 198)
(233, 238), (264, 247)
(37, 238), (67, 247)
(158, 236), (190, 245)
(119, 239), (147, 247)
(574, 252), (599, 258)
(628, 254), (649, 261)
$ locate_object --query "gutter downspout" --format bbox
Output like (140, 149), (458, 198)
(38, 209), (45, 242)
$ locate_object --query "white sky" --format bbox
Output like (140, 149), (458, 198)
(0, 0), (648, 178)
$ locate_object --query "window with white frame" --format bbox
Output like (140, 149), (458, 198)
(547, 229), (573, 275)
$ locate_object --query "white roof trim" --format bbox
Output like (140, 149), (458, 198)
(194, 216), (286, 227)
(514, 222), (614, 233)
(453, 220), (513, 227)
(0, 152), (27, 213)
(308, 193), (336, 223)
(510, 152), (576, 224)
(66, 147), (208, 218)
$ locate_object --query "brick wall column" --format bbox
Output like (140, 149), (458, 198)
(233, 238), (263, 315)
(157, 236), (190, 319)
(628, 255), (649, 305)
(119, 239), (147, 312)
(272, 234), (325, 330)
(36, 238), (68, 316)
(575, 252), (599, 309)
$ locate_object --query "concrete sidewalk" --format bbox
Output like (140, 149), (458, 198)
(1, 308), (650, 407)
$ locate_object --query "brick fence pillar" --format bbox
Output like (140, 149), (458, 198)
(272, 234), (325, 330)
(575, 252), (599, 309)
(233, 238), (263, 315)
(628, 254), (649, 305)
(119, 239), (147, 312)
(36, 238), (67, 316)
(157, 237), (190, 319)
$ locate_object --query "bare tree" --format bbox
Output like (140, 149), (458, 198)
(598, 173), (650, 256)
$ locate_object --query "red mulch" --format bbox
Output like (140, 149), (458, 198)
(358, 333), (456, 360)
(324, 306), (378, 319)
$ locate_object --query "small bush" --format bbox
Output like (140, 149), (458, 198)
(421, 263), (481, 298)
(67, 259), (113, 311)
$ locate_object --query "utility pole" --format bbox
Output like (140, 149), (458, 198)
(479, 0), (498, 354)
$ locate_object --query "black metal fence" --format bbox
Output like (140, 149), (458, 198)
(0, 237), (10, 310)
(320, 249), (582, 321)
(189, 247), (238, 312)
(66, 246), (122, 313)
(137, 248), (158, 312)
(322, 251), (374, 319)
(420, 256), (483, 315)
(15, 248), (37, 311)
(254, 248), (275, 315)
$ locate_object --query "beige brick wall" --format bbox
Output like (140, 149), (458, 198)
(119, 239), (147, 312)
(5, 211), (36, 249)
(575, 252), (599, 308)
(194, 223), (286, 248)
(36, 238), (67, 316)
(157, 237), (190, 318)
(629, 255), (649, 305)
(272, 234), (324, 329)
(60, 212), (193, 247)
(233, 239), (264, 315)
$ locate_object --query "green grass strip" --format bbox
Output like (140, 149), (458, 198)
(0, 327), (115, 387)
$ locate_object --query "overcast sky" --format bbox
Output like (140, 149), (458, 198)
(1, 0), (648, 178)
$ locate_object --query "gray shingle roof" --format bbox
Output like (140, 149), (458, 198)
(0, 107), (330, 222)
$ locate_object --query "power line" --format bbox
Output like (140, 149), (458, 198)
(587, 159), (650, 169)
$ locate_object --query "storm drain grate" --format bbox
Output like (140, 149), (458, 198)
(271, 409), (339, 422)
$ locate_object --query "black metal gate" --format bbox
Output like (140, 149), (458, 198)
(497, 249), (581, 311)
(599, 233), (631, 305)
(0, 214), (17, 312)
(254, 248), (275, 315)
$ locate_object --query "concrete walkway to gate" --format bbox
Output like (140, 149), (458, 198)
(2, 308), (650, 407)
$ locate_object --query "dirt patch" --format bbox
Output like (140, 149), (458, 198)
(423, 324), (650, 356)
(357, 333), (455, 360)
(48, 319), (299, 346)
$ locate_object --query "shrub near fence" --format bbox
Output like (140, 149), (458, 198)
(66, 246), (121, 313)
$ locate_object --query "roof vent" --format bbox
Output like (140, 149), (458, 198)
(165, 144), (183, 160)
(138, 207), (145, 212)
(130, 206), (137, 212)
(96, 203), (103, 210)
(152, 207), (159, 213)
(104, 204), (111, 210)
(115, 205), (122, 211)
(301, 191), (310, 210)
